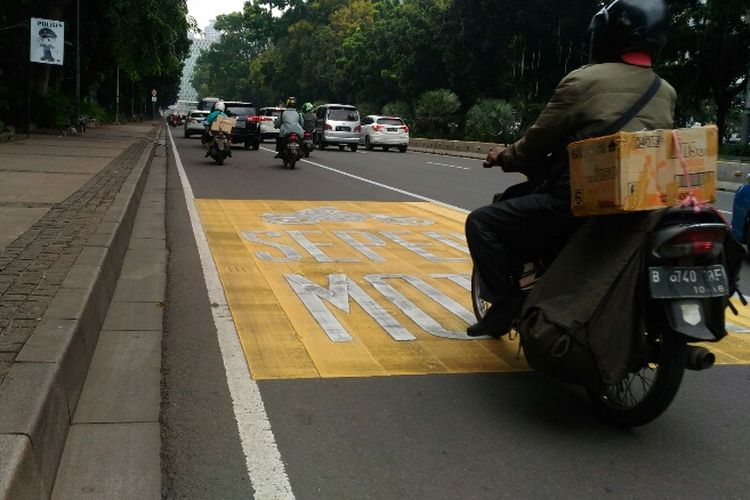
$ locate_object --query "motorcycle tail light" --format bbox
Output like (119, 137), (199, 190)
(288, 133), (299, 142)
(303, 131), (312, 138)
(657, 228), (725, 259)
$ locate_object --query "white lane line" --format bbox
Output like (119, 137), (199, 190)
(426, 161), (470, 170)
(259, 146), (470, 214)
(170, 131), (294, 499)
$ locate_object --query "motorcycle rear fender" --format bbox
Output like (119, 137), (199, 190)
(660, 299), (720, 341)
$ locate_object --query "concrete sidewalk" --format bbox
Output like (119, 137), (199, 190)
(0, 123), (162, 497)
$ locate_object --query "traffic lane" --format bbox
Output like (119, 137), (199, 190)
(173, 135), (413, 202)
(296, 147), (524, 211)
(260, 365), (750, 498)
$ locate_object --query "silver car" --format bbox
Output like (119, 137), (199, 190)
(359, 115), (409, 152)
(314, 104), (361, 152)
(183, 110), (209, 138)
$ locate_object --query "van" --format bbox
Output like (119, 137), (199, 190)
(314, 104), (361, 152)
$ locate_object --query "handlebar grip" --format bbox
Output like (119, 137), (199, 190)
(482, 161), (494, 169)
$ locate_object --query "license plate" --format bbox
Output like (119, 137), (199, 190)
(387, 128), (397, 132)
(648, 265), (728, 299)
(336, 126), (350, 132)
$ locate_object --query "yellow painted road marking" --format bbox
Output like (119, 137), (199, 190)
(197, 199), (750, 379)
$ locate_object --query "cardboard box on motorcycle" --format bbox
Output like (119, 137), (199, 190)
(568, 126), (718, 217)
(210, 115), (236, 134)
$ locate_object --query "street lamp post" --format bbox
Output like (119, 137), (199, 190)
(75, 0), (80, 126)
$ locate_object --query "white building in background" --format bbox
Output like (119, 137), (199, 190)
(178, 20), (221, 102)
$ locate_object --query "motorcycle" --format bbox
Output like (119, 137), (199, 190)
(208, 131), (231, 165)
(471, 171), (742, 427)
(280, 132), (302, 169)
(302, 130), (314, 158)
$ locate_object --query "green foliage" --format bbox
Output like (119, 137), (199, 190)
(0, 1), (191, 128)
(720, 144), (750, 158)
(35, 90), (74, 130)
(355, 101), (379, 116)
(81, 102), (112, 123)
(464, 99), (520, 143)
(381, 101), (413, 121)
(414, 89), (460, 137)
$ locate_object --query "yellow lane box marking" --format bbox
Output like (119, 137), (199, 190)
(196, 199), (750, 379)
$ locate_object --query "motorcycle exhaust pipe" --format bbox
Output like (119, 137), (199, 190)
(685, 346), (715, 371)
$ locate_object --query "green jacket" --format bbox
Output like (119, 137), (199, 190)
(501, 62), (677, 177)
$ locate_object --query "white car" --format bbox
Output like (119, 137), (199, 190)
(258, 107), (285, 141)
(359, 115), (409, 152)
(183, 110), (210, 138)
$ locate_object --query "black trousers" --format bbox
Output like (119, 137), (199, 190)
(465, 181), (581, 303)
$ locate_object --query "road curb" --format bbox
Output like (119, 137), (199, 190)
(0, 128), (160, 498)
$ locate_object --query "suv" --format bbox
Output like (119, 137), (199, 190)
(257, 107), (285, 141)
(197, 96), (220, 111)
(183, 109), (210, 138)
(314, 104), (361, 152)
(360, 115), (409, 152)
(223, 101), (261, 150)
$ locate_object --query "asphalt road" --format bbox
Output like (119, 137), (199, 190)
(162, 133), (750, 499)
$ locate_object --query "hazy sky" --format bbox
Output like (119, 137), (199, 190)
(187, 0), (245, 32)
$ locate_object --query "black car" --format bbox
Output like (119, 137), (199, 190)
(224, 101), (261, 150)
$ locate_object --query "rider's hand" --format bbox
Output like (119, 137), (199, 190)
(484, 146), (507, 168)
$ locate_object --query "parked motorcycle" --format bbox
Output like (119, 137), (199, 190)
(471, 184), (743, 427)
(208, 131), (231, 165)
(302, 130), (314, 158)
(280, 132), (302, 169)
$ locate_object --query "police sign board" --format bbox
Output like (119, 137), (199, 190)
(30, 18), (64, 65)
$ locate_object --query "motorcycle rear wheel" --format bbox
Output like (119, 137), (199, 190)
(586, 331), (687, 427)
(470, 267), (491, 321)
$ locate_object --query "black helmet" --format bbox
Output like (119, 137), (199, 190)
(589, 0), (669, 63)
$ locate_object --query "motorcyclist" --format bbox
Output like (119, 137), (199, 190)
(301, 102), (316, 132)
(465, 0), (676, 338)
(202, 101), (228, 156)
(274, 97), (305, 158)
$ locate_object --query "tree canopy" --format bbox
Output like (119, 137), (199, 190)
(192, 0), (750, 142)
(0, 0), (192, 128)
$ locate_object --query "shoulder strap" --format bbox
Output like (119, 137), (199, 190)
(600, 74), (662, 136)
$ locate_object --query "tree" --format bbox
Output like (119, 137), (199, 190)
(415, 88), (461, 136)
(464, 99), (520, 143)
(659, 0), (750, 140)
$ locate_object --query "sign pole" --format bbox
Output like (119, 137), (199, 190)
(75, 0), (80, 126)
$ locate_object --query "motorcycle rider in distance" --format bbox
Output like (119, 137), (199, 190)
(274, 97), (305, 158)
(202, 101), (228, 157)
(465, 0), (676, 338)
(301, 102), (316, 132)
